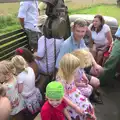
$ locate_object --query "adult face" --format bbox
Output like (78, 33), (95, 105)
(93, 17), (101, 28)
(73, 24), (87, 42)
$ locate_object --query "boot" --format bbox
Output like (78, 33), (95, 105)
(89, 89), (103, 104)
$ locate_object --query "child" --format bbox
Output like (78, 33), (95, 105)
(15, 47), (39, 80)
(71, 49), (93, 98)
(0, 84), (11, 120)
(11, 55), (43, 114)
(0, 60), (25, 120)
(57, 53), (96, 120)
(41, 81), (71, 120)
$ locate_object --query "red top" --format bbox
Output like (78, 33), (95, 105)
(41, 100), (67, 120)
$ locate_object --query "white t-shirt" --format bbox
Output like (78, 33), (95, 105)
(17, 67), (36, 97)
(36, 36), (64, 74)
(18, 1), (40, 32)
(88, 24), (110, 45)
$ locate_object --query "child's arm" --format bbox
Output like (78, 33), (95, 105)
(63, 108), (71, 120)
(63, 96), (84, 115)
(75, 81), (87, 87)
(82, 72), (89, 84)
(18, 83), (23, 93)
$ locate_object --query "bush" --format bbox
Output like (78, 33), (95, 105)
(0, 14), (18, 29)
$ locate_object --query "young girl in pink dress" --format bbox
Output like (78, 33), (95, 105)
(57, 53), (96, 120)
(71, 49), (93, 98)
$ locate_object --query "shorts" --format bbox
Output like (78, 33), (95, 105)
(25, 29), (42, 50)
(84, 66), (92, 81)
(86, 73), (92, 81)
(84, 66), (92, 74)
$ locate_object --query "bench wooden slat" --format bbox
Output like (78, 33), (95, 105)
(0, 44), (28, 61)
(0, 37), (28, 51)
(0, 29), (24, 40)
(0, 32), (27, 45)
(0, 38), (28, 57)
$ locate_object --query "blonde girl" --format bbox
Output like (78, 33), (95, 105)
(11, 55), (42, 114)
(57, 53), (96, 120)
(0, 60), (25, 120)
(71, 49), (93, 98)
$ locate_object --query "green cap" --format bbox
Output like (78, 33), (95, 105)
(46, 81), (64, 99)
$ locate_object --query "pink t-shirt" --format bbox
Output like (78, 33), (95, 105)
(41, 100), (67, 120)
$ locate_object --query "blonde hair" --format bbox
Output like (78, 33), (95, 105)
(71, 49), (92, 68)
(11, 55), (28, 75)
(0, 60), (16, 83)
(58, 53), (81, 81)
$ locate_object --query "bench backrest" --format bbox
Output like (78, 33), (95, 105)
(0, 29), (29, 61)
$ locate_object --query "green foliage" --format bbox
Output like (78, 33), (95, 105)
(69, 4), (120, 24)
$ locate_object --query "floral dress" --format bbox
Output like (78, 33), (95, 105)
(57, 78), (95, 120)
(3, 78), (25, 115)
(75, 69), (93, 98)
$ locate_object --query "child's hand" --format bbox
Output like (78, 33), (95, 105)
(79, 83), (88, 87)
(75, 106), (84, 115)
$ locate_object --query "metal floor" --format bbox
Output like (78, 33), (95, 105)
(95, 78), (120, 120)
(35, 78), (120, 120)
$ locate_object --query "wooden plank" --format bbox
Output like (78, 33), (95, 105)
(0, 32), (27, 45)
(0, 44), (28, 61)
(0, 37), (28, 51)
(0, 29), (24, 40)
(0, 39), (28, 57)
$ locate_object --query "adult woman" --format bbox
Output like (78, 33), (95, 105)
(89, 15), (113, 65)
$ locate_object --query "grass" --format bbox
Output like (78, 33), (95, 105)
(0, 2), (119, 35)
(69, 4), (120, 25)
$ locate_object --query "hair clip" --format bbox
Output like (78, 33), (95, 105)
(16, 48), (23, 54)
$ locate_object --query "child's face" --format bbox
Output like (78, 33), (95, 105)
(48, 98), (63, 107)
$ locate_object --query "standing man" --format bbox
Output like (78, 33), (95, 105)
(18, 0), (42, 52)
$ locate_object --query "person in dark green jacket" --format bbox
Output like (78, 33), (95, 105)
(99, 26), (120, 86)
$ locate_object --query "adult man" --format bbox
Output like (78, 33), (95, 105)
(99, 26), (120, 86)
(18, 0), (42, 51)
(56, 19), (103, 103)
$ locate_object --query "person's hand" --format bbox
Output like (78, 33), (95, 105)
(75, 106), (84, 115)
(80, 83), (88, 87)
(92, 64), (101, 76)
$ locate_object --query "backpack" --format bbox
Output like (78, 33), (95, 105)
(42, 0), (70, 39)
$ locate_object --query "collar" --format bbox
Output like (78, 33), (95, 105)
(71, 32), (79, 45)
(71, 32), (83, 45)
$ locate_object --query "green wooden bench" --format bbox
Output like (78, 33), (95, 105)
(0, 29), (29, 61)
(0, 28), (50, 100)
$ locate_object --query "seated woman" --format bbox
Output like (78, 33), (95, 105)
(89, 15), (113, 65)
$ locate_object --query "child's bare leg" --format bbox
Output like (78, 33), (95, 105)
(96, 51), (104, 65)
(91, 44), (97, 60)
